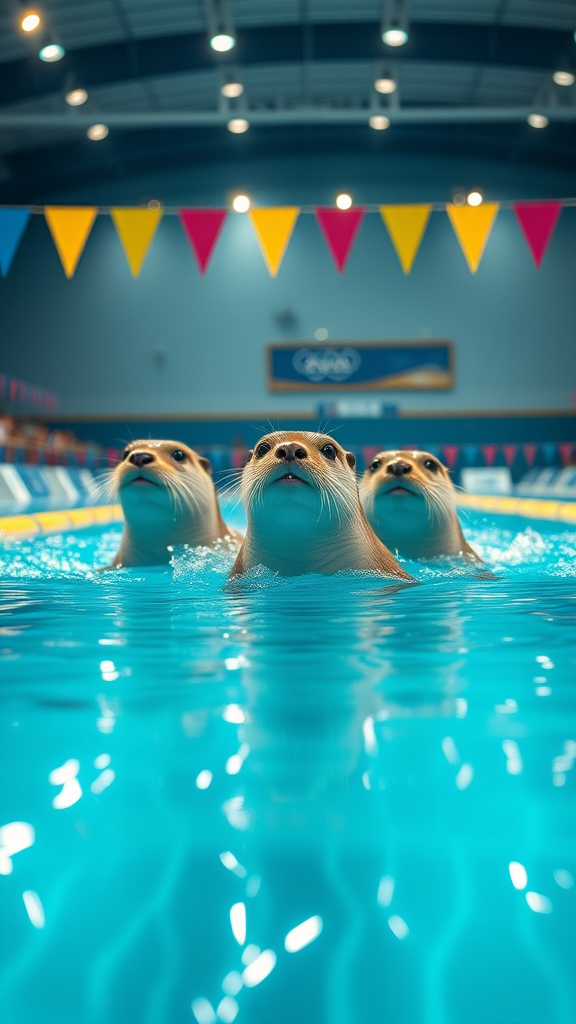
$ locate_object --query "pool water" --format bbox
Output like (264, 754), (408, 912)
(0, 510), (575, 1024)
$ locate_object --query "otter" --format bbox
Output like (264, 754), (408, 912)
(230, 431), (412, 579)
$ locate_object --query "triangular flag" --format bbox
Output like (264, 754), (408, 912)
(380, 204), (431, 274)
(442, 445), (460, 468)
(316, 208), (364, 273)
(44, 207), (97, 278)
(522, 444), (537, 467)
(502, 444), (517, 467)
(0, 208), (31, 276)
(481, 445), (498, 466)
(558, 443), (573, 466)
(249, 207), (300, 277)
(111, 208), (163, 277)
(446, 203), (499, 273)
(463, 444), (479, 465)
(513, 202), (562, 268)
(179, 209), (227, 274)
(541, 443), (557, 465)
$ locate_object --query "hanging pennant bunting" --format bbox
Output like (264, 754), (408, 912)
(0, 208), (31, 276)
(481, 445), (498, 466)
(44, 207), (97, 278)
(558, 443), (574, 467)
(522, 444), (537, 467)
(446, 203), (499, 273)
(513, 201), (562, 268)
(111, 207), (163, 277)
(442, 445), (459, 468)
(249, 207), (300, 277)
(179, 209), (227, 274)
(380, 204), (432, 274)
(502, 444), (517, 467)
(315, 208), (365, 273)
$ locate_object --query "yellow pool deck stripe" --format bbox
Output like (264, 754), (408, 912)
(0, 495), (575, 538)
(457, 493), (576, 524)
(0, 504), (123, 537)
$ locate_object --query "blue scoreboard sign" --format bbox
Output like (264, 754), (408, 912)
(267, 341), (453, 391)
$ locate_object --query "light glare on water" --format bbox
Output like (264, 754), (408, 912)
(0, 510), (574, 1024)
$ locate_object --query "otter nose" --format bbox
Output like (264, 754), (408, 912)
(129, 451), (155, 468)
(388, 460), (412, 477)
(275, 442), (308, 462)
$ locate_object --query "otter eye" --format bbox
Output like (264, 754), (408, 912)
(424, 458), (438, 473)
(171, 450), (187, 463)
(255, 441), (272, 459)
(121, 450), (130, 461)
(320, 443), (337, 460)
(370, 459), (381, 472)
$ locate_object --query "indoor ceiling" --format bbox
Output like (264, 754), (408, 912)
(0, 0), (575, 199)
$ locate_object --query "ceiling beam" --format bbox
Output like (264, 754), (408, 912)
(2, 106), (576, 129)
(1, 21), (575, 106)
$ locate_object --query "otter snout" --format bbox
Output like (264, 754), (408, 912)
(275, 442), (308, 462)
(387, 460), (412, 477)
(129, 451), (155, 468)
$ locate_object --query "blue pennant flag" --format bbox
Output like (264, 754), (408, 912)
(463, 444), (479, 465)
(0, 208), (31, 275)
(541, 443), (558, 465)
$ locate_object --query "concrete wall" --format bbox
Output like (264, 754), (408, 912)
(2, 152), (575, 416)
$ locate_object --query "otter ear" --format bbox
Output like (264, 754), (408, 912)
(345, 451), (356, 470)
(245, 450), (254, 465)
(198, 457), (212, 475)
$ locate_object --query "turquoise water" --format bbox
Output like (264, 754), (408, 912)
(0, 509), (575, 1024)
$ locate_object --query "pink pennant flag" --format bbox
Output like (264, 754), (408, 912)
(482, 445), (498, 466)
(315, 208), (365, 273)
(558, 443), (574, 466)
(513, 202), (562, 268)
(363, 446), (381, 467)
(522, 444), (538, 467)
(179, 209), (227, 274)
(502, 444), (517, 467)
(442, 445), (459, 468)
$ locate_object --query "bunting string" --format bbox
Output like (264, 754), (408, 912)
(0, 198), (574, 278)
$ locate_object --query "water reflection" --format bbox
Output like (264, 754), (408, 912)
(0, 561), (574, 1024)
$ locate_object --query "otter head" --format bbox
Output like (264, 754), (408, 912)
(111, 439), (215, 531)
(360, 449), (456, 538)
(241, 431), (358, 540)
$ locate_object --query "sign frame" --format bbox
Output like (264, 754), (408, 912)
(266, 340), (454, 391)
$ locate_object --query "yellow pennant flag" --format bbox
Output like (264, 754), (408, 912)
(249, 207), (300, 277)
(44, 207), (97, 278)
(446, 202), (499, 273)
(110, 208), (163, 277)
(380, 204), (432, 274)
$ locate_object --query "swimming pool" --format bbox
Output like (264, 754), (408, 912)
(0, 509), (575, 1024)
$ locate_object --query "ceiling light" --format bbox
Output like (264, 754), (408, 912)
(147, 199), (161, 210)
(221, 81), (244, 98)
(210, 33), (235, 52)
(336, 193), (352, 210)
(527, 113), (548, 129)
(553, 70), (575, 86)
(369, 115), (390, 130)
(227, 117), (249, 133)
(382, 27), (408, 46)
(65, 88), (88, 106)
(87, 123), (108, 140)
(452, 192), (466, 206)
(232, 194), (250, 213)
(374, 77), (397, 94)
(467, 191), (483, 206)
(39, 43), (64, 61)
(21, 11), (41, 32)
